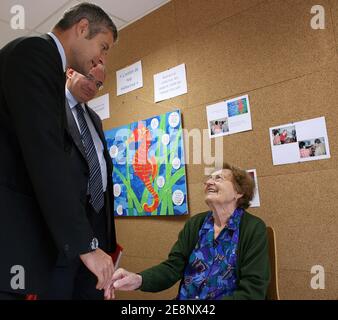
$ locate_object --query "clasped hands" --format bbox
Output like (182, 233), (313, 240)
(80, 248), (141, 300)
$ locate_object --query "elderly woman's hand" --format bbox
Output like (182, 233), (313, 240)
(112, 268), (143, 291)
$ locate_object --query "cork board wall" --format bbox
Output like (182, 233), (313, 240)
(100, 0), (338, 299)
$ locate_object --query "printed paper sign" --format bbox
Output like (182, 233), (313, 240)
(87, 93), (110, 120)
(116, 61), (143, 96)
(154, 64), (188, 102)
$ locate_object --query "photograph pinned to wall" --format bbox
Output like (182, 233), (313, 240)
(105, 109), (188, 217)
(269, 117), (330, 165)
(246, 169), (260, 208)
(227, 95), (249, 117)
(206, 94), (252, 138)
(298, 137), (327, 158)
(271, 125), (297, 146)
(209, 117), (229, 136)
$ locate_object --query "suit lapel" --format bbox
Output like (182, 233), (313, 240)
(85, 105), (106, 143)
(85, 105), (116, 251)
(85, 104), (113, 182)
(65, 100), (87, 161)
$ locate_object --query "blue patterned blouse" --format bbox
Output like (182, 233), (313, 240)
(178, 208), (243, 300)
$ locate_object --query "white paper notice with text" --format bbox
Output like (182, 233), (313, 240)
(116, 61), (143, 96)
(87, 93), (110, 120)
(154, 64), (188, 102)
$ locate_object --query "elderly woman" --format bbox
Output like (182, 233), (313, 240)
(111, 163), (270, 300)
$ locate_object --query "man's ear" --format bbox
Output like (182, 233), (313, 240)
(66, 68), (74, 79)
(76, 18), (89, 36)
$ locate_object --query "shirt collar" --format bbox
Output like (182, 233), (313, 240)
(66, 88), (79, 109)
(48, 32), (67, 72)
(204, 208), (243, 232)
(65, 88), (87, 115)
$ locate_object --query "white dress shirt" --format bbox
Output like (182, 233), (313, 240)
(66, 88), (107, 192)
(47, 32), (67, 72)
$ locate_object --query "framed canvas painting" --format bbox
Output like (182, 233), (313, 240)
(105, 109), (188, 217)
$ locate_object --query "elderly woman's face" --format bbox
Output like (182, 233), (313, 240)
(204, 169), (242, 206)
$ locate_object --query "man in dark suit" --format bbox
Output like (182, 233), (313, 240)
(0, 3), (118, 300)
(43, 63), (116, 300)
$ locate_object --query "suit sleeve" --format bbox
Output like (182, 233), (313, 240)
(4, 37), (94, 260)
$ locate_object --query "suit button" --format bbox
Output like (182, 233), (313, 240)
(64, 244), (69, 251)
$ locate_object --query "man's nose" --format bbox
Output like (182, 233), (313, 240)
(99, 54), (107, 65)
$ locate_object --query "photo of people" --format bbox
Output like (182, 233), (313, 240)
(272, 125), (297, 145)
(270, 117), (330, 165)
(298, 137), (327, 158)
(209, 118), (229, 136)
(206, 94), (252, 138)
(227, 96), (248, 117)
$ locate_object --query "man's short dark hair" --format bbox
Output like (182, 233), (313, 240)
(54, 2), (118, 41)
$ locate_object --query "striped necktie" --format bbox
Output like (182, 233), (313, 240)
(75, 103), (104, 213)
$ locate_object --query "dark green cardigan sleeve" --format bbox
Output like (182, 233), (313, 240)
(139, 213), (207, 292)
(223, 214), (271, 300)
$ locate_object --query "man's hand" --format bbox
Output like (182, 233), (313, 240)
(103, 268), (143, 300)
(79, 248), (114, 290)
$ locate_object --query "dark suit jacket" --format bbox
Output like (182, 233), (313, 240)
(65, 100), (116, 254)
(0, 35), (95, 294)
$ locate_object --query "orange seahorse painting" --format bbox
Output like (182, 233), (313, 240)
(127, 122), (159, 212)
